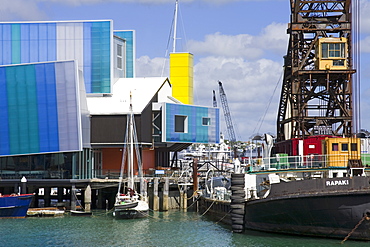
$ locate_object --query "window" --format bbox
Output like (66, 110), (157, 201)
(351, 143), (358, 151)
(202, 117), (211, 126)
(322, 43), (345, 58)
(175, 115), (188, 133)
(117, 44), (123, 70)
(332, 143), (338, 151)
(341, 143), (348, 152)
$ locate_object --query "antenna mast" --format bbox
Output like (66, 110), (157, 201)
(172, 0), (179, 53)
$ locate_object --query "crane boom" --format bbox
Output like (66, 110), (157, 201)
(218, 81), (237, 145)
(212, 90), (217, 107)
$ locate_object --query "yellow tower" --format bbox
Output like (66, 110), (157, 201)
(170, 52), (194, 104)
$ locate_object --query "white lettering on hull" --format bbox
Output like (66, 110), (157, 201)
(325, 180), (349, 186)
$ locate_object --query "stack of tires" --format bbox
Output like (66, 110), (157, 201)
(230, 173), (245, 233)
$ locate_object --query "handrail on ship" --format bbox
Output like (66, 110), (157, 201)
(247, 154), (366, 174)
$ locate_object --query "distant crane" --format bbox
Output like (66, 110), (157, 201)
(218, 81), (237, 154)
(212, 90), (217, 107)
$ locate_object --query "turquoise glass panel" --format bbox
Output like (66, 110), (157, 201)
(0, 21), (111, 94)
(0, 67), (10, 155)
(114, 31), (134, 78)
(91, 21), (111, 93)
(6, 65), (39, 154)
(11, 24), (21, 64)
(83, 22), (92, 93)
(0, 60), (82, 156)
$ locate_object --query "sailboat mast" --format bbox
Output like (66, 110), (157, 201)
(172, 0), (179, 53)
(128, 92), (134, 189)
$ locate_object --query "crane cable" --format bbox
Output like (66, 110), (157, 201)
(252, 69), (284, 135)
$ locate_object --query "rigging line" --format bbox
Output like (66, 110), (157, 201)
(161, 1), (177, 77)
(117, 115), (129, 196)
(178, 3), (188, 52)
(132, 118), (143, 177)
(253, 68), (283, 135)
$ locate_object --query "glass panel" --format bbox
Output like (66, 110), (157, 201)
(202, 117), (210, 126)
(175, 115), (186, 133)
(322, 43), (328, 58)
(332, 143), (338, 151)
(341, 143), (348, 152)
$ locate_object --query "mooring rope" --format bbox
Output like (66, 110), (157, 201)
(341, 214), (367, 244)
(215, 209), (232, 224)
(200, 199), (216, 217)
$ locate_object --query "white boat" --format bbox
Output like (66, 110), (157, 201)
(113, 92), (149, 219)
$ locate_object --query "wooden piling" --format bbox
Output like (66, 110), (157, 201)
(71, 184), (76, 211)
(84, 184), (92, 212)
(44, 187), (51, 207)
(153, 177), (159, 211)
(163, 177), (169, 211)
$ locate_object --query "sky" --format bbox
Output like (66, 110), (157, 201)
(1, 0), (370, 142)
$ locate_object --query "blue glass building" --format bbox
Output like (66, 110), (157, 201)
(0, 19), (219, 181)
(0, 21), (135, 94)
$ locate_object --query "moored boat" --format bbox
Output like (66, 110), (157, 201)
(243, 172), (370, 240)
(114, 194), (149, 219)
(199, 137), (370, 240)
(0, 194), (34, 218)
(70, 210), (93, 216)
(113, 92), (149, 219)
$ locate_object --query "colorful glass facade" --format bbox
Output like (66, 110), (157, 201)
(0, 21), (112, 93)
(114, 30), (135, 78)
(0, 61), (82, 156)
(162, 103), (219, 143)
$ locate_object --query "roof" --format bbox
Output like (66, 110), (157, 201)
(87, 77), (173, 115)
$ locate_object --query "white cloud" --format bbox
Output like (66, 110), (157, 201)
(193, 56), (283, 140)
(135, 21), (287, 140)
(360, 36), (370, 53)
(360, 0), (370, 34)
(135, 54), (282, 140)
(136, 56), (167, 77)
(40, 0), (193, 5)
(188, 33), (262, 60)
(187, 22), (288, 60)
(0, 0), (46, 20)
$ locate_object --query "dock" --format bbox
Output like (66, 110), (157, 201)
(27, 207), (65, 217)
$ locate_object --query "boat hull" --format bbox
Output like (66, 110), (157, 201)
(0, 194), (34, 218)
(113, 208), (149, 219)
(113, 200), (149, 219)
(70, 210), (92, 216)
(244, 177), (370, 240)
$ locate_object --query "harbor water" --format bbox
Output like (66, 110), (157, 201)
(1, 210), (369, 247)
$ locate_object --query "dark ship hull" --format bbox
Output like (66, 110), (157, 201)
(244, 176), (370, 240)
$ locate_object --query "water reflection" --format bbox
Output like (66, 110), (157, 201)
(0, 211), (369, 247)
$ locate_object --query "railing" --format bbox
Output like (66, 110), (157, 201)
(0, 170), (71, 179)
(249, 154), (362, 172)
(92, 168), (179, 179)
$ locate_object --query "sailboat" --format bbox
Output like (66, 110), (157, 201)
(113, 92), (149, 219)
